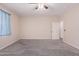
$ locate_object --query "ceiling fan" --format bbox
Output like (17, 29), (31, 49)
(28, 3), (48, 10)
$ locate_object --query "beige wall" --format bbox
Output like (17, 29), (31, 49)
(20, 16), (60, 39)
(61, 5), (79, 49)
(0, 5), (20, 49)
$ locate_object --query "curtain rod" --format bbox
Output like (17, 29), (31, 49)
(0, 9), (11, 15)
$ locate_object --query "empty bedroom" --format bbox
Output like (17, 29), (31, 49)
(0, 3), (79, 56)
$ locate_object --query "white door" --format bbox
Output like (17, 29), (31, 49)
(60, 21), (64, 39)
(52, 22), (60, 39)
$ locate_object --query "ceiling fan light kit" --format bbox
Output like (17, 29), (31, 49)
(35, 3), (48, 10)
(28, 3), (48, 10)
(29, 3), (48, 10)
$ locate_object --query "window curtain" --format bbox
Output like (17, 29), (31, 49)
(0, 10), (11, 36)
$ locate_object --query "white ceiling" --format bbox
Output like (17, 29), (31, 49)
(1, 3), (79, 16)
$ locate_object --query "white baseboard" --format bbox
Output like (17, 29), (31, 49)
(0, 39), (20, 50)
(63, 40), (79, 53)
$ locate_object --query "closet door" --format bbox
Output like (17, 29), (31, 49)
(52, 22), (59, 39)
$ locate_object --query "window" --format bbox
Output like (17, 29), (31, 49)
(0, 10), (11, 36)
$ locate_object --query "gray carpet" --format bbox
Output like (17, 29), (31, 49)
(0, 39), (79, 56)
